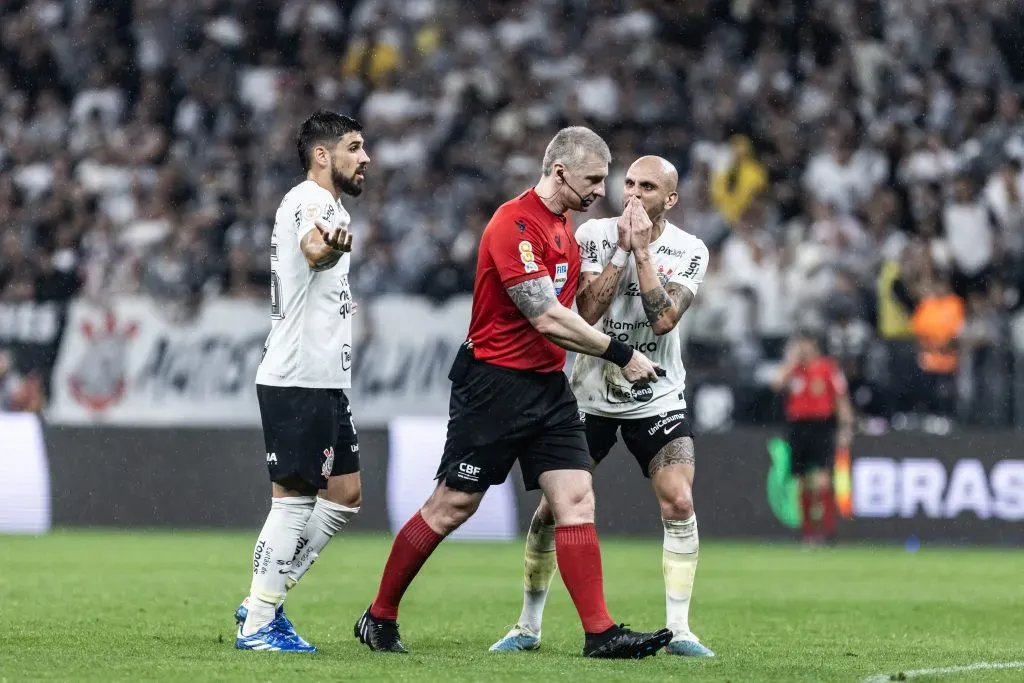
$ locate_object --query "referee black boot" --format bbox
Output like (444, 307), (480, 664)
(582, 624), (673, 659)
(355, 607), (409, 653)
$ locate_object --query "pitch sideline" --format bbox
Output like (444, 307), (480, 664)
(863, 661), (1024, 683)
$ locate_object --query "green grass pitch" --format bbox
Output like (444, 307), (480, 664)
(1, 531), (1021, 682)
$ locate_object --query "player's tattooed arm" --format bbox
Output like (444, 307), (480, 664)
(642, 282), (695, 325)
(509, 277), (629, 357)
(577, 265), (627, 325)
(648, 437), (695, 477)
(636, 252), (696, 334)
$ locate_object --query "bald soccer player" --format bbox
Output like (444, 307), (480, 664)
(491, 156), (715, 658)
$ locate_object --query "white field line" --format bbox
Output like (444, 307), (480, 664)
(863, 661), (1024, 683)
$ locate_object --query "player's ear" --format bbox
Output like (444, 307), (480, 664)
(313, 144), (329, 169)
(665, 191), (678, 212)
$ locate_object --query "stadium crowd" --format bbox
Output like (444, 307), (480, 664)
(2, 0), (1024, 427)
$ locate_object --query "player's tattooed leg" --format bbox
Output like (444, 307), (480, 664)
(649, 437), (695, 477)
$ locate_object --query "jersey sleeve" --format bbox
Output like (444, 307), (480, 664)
(668, 240), (710, 295)
(488, 213), (551, 288)
(294, 188), (338, 240)
(575, 219), (606, 274)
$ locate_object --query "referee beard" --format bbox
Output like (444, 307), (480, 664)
(771, 331), (855, 545)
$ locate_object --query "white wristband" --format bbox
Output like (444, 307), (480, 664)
(611, 247), (628, 268)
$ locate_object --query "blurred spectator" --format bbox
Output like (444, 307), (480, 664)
(942, 173), (999, 299)
(1, 0), (1023, 426)
(910, 277), (965, 424)
(711, 135), (767, 226)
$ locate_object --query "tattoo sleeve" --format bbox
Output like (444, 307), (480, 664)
(640, 286), (674, 326)
(648, 436), (696, 477)
(666, 283), (696, 320)
(506, 277), (558, 319)
(577, 265), (626, 323)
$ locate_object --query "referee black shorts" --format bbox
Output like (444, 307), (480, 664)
(788, 418), (835, 476)
(257, 384), (361, 492)
(436, 343), (591, 493)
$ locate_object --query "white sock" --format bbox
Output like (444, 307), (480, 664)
(285, 498), (359, 589)
(663, 515), (699, 641)
(242, 496), (315, 636)
(517, 514), (557, 635)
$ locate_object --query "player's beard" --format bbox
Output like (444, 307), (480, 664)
(333, 159), (365, 197)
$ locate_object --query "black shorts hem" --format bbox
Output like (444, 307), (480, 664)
(584, 409), (694, 478)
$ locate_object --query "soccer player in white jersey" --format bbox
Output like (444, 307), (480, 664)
(490, 156), (715, 657)
(234, 111), (370, 653)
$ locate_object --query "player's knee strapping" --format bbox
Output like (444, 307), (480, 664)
(662, 515), (698, 636)
(663, 515), (698, 555)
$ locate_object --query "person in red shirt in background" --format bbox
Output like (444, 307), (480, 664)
(355, 126), (670, 659)
(771, 328), (855, 545)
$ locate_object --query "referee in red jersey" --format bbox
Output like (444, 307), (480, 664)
(772, 328), (855, 545)
(356, 127), (671, 658)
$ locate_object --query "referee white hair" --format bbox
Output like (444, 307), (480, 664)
(541, 126), (611, 176)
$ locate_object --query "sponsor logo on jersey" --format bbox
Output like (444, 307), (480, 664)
(656, 245), (685, 258)
(553, 262), (569, 294)
(604, 318), (652, 332)
(516, 219), (527, 233)
(342, 343), (352, 371)
(519, 240), (539, 273)
(266, 452), (278, 464)
(681, 254), (702, 278)
(631, 383), (654, 403)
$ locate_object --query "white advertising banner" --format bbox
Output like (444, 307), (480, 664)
(346, 295), (470, 426)
(48, 297), (269, 426)
(48, 295), (476, 427)
(387, 416), (518, 541)
(0, 412), (51, 534)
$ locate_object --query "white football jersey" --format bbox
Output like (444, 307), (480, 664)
(570, 217), (709, 418)
(256, 180), (354, 389)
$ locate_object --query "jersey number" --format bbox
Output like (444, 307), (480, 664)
(270, 270), (284, 319)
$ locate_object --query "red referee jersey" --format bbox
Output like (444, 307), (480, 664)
(785, 356), (847, 422)
(467, 188), (580, 373)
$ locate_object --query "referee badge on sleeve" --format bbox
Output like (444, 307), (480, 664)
(553, 262), (569, 294)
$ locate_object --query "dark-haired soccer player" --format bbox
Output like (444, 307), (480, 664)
(354, 126), (672, 659)
(235, 111), (370, 652)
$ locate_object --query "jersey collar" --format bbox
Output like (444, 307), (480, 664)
(526, 188), (567, 223)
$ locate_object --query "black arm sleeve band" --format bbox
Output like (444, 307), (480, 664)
(600, 338), (633, 367)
